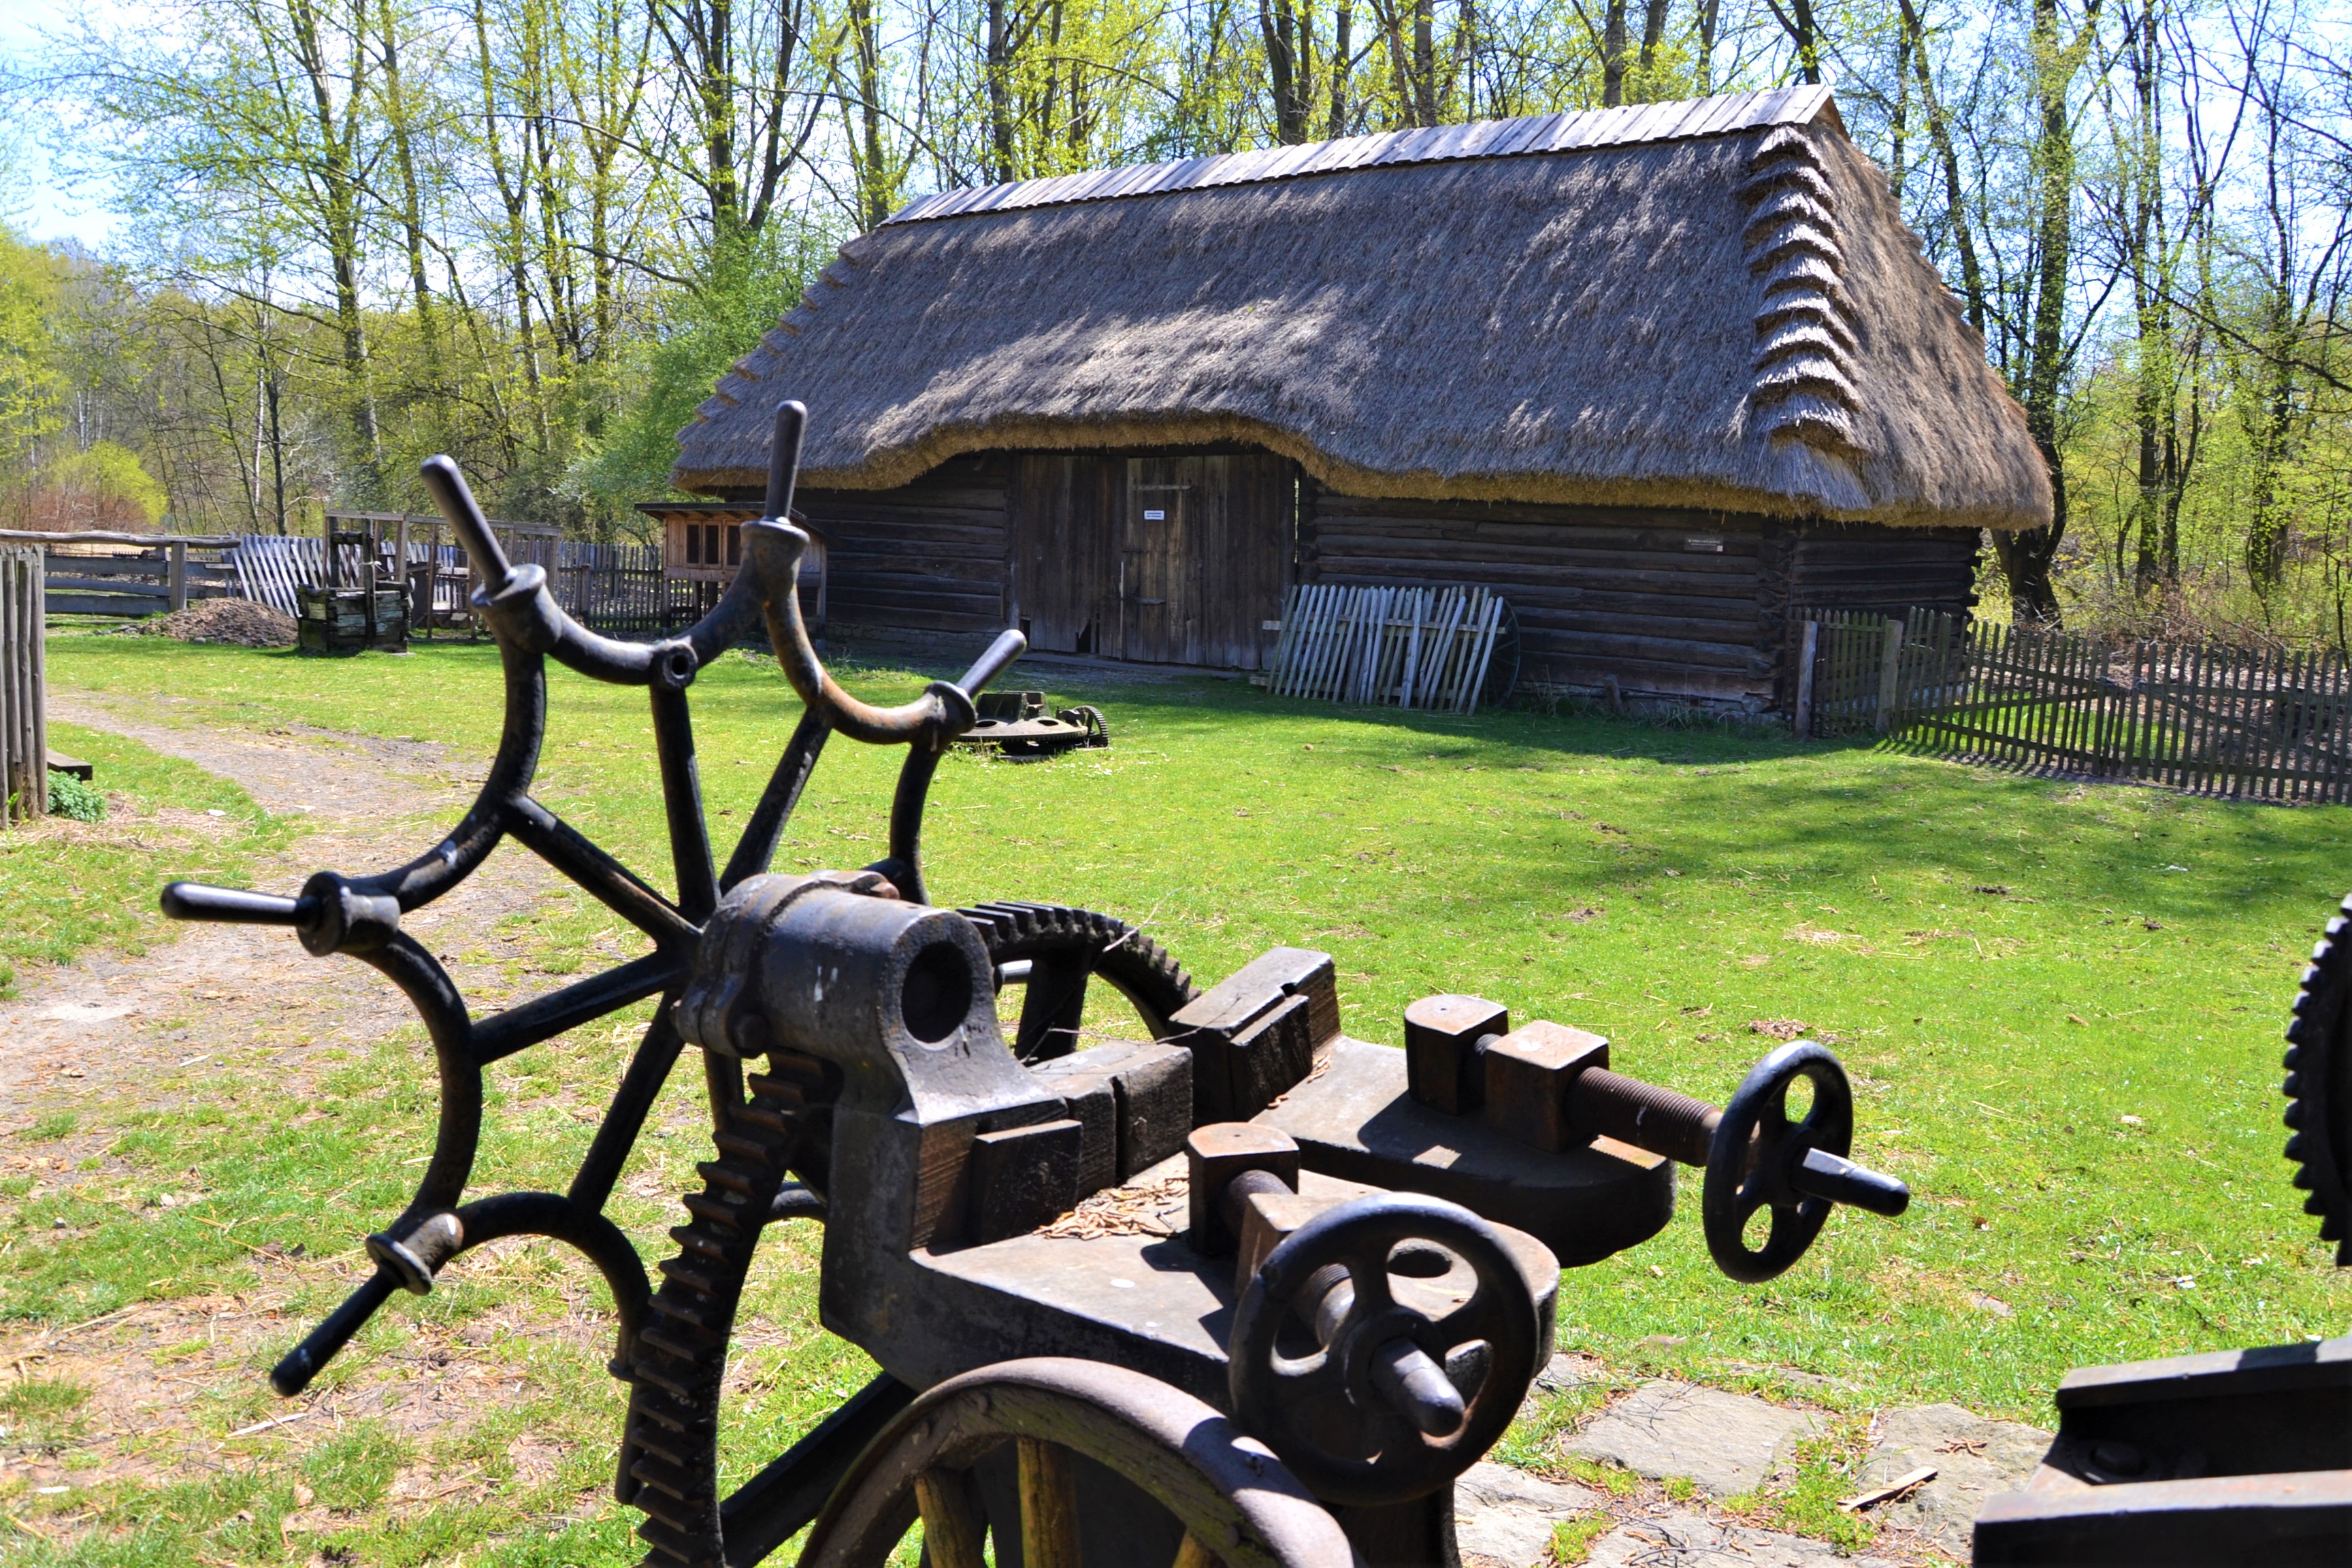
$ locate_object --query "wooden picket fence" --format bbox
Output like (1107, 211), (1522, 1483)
(1795, 607), (2352, 804)
(1267, 584), (1514, 713)
(1, 546), (45, 826)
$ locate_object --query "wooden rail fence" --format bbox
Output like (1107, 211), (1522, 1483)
(2, 546), (45, 825)
(1795, 607), (2352, 804)
(11, 524), (691, 637)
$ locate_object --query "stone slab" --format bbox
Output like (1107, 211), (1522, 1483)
(1857, 1402), (2052, 1556)
(1452, 1461), (1603, 1567)
(1565, 1380), (1825, 1496)
(1584, 1511), (1909, 1567)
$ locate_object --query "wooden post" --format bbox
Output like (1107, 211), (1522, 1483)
(168, 539), (189, 613)
(1875, 618), (1906, 734)
(1793, 620), (1819, 739)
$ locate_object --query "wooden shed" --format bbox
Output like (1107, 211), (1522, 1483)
(672, 86), (2051, 711)
(636, 500), (828, 624)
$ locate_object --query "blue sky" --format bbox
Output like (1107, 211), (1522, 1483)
(2, 1), (124, 248)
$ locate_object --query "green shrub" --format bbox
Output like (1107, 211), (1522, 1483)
(46, 768), (105, 821)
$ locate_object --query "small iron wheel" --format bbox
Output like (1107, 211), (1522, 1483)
(799, 1357), (1354, 1568)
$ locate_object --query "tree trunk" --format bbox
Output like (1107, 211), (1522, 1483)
(1602, 0), (1627, 105)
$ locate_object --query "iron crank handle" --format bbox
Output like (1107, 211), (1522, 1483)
(747, 402), (1028, 747)
(1791, 1147), (1910, 1215)
(1571, 1062), (1908, 1213)
(957, 628), (1028, 700)
(270, 1268), (399, 1396)
(161, 882), (310, 926)
(419, 456), (515, 593)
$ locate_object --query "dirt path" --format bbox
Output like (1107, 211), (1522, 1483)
(1, 697), (610, 1507)
(6, 695), (561, 1119)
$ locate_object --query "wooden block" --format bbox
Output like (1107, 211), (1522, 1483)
(1404, 994), (1510, 1114)
(1233, 1188), (1350, 1297)
(1184, 1123), (1299, 1256)
(967, 1119), (1083, 1244)
(1027, 1040), (1194, 1194)
(1482, 1021), (1610, 1153)
(1025, 1056), (1118, 1194)
(1168, 947), (1339, 1121)
(43, 751), (91, 782)
(1111, 1044), (1192, 1179)
(1226, 992), (1317, 1120)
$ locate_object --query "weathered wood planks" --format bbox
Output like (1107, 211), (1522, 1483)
(1797, 606), (2352, 803)
(1, 546), (45, 826)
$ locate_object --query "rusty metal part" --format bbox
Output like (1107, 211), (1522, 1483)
(799, 1358), (1355, 1568)
(1391, 996), (1905, 1280)
(2285, 895), (2352, 1264)
(958, 693), (1113, 760)
(156, 403), (1034, 1567)
(1228, 1194), (1542, 1505)
(1972, 1337), (2352, 1564)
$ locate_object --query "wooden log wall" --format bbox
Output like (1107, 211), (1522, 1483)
(1303, 493), (1780, 705)
(785, 455), (1012, 634)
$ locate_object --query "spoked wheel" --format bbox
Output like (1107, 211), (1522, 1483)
(800, 1358), (1355, 1568)
(960, 902), (1199, 1061)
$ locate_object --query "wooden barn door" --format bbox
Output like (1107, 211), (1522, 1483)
(1120, 459), (1200, 664)
(1010, 456), (1114, 654)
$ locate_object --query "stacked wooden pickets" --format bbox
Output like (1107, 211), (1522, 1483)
(1, 546), (45, 826)
(1267, 583), (1509, 714)
(1796, 606), (2352, 805)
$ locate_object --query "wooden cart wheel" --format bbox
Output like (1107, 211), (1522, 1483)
(798, 1358), (1356, 1568)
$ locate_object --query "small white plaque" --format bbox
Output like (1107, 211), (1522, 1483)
(1143, 508), (1165, 521)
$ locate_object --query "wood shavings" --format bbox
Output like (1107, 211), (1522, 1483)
(1041, 1174), (1188, 1239)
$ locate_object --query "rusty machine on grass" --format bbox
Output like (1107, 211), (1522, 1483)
(161, 403), (1911, 1568)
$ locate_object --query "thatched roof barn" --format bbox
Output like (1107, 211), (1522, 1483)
(672, 86), (2049, 709)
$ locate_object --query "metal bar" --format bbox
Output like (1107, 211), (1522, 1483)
(649, 685), (721, 923)
(472, 952), (683, 1066)
(504, 796), (700, 949)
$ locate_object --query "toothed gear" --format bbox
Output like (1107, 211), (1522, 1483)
(958, 901), (1200, 1060)
(619, 1052), (829, 1568)
(2285, 894), (2352, 1264)
(619, 906), (1196, 1566)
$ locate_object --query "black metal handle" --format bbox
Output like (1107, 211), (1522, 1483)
(270, 1268), (399, 1395)
(956, 629), (1028, 699)
(161, 882), (308, 926)
(1791, 1146), (1910, 1216)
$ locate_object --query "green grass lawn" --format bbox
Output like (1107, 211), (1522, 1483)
(7, 627), (2350, 1563)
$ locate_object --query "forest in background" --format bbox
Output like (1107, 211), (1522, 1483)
(0, 0), (2345, 642)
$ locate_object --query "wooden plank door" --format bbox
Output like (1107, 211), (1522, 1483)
(1010, 455), (1114, 654)
(1121, 458), (1199, 664)
(1196, 453), (1292, 670)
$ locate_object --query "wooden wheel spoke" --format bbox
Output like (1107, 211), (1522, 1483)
(1017, 1436), (1082, 1568)
(913, 1467), (987, 1568)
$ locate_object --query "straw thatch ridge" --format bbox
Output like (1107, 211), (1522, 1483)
(676, 91), (2052, 533)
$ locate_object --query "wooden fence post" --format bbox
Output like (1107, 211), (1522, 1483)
(1874, 619), (1907, 734)
(1793, 620), (1819, 738)
(167, 539), (189, 613)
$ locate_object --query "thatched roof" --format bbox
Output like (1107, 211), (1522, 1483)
(676, 88), (2052, 532)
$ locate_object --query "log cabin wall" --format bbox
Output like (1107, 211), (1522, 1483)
(1303, 491), (1783, 706)
(775, 455), (1014, 634)
(1303, 490), (1980, 711)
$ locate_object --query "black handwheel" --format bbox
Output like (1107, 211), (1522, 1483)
(1228, 1194), (1539, 1506)
(1701, 1041), (1855, 1283)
